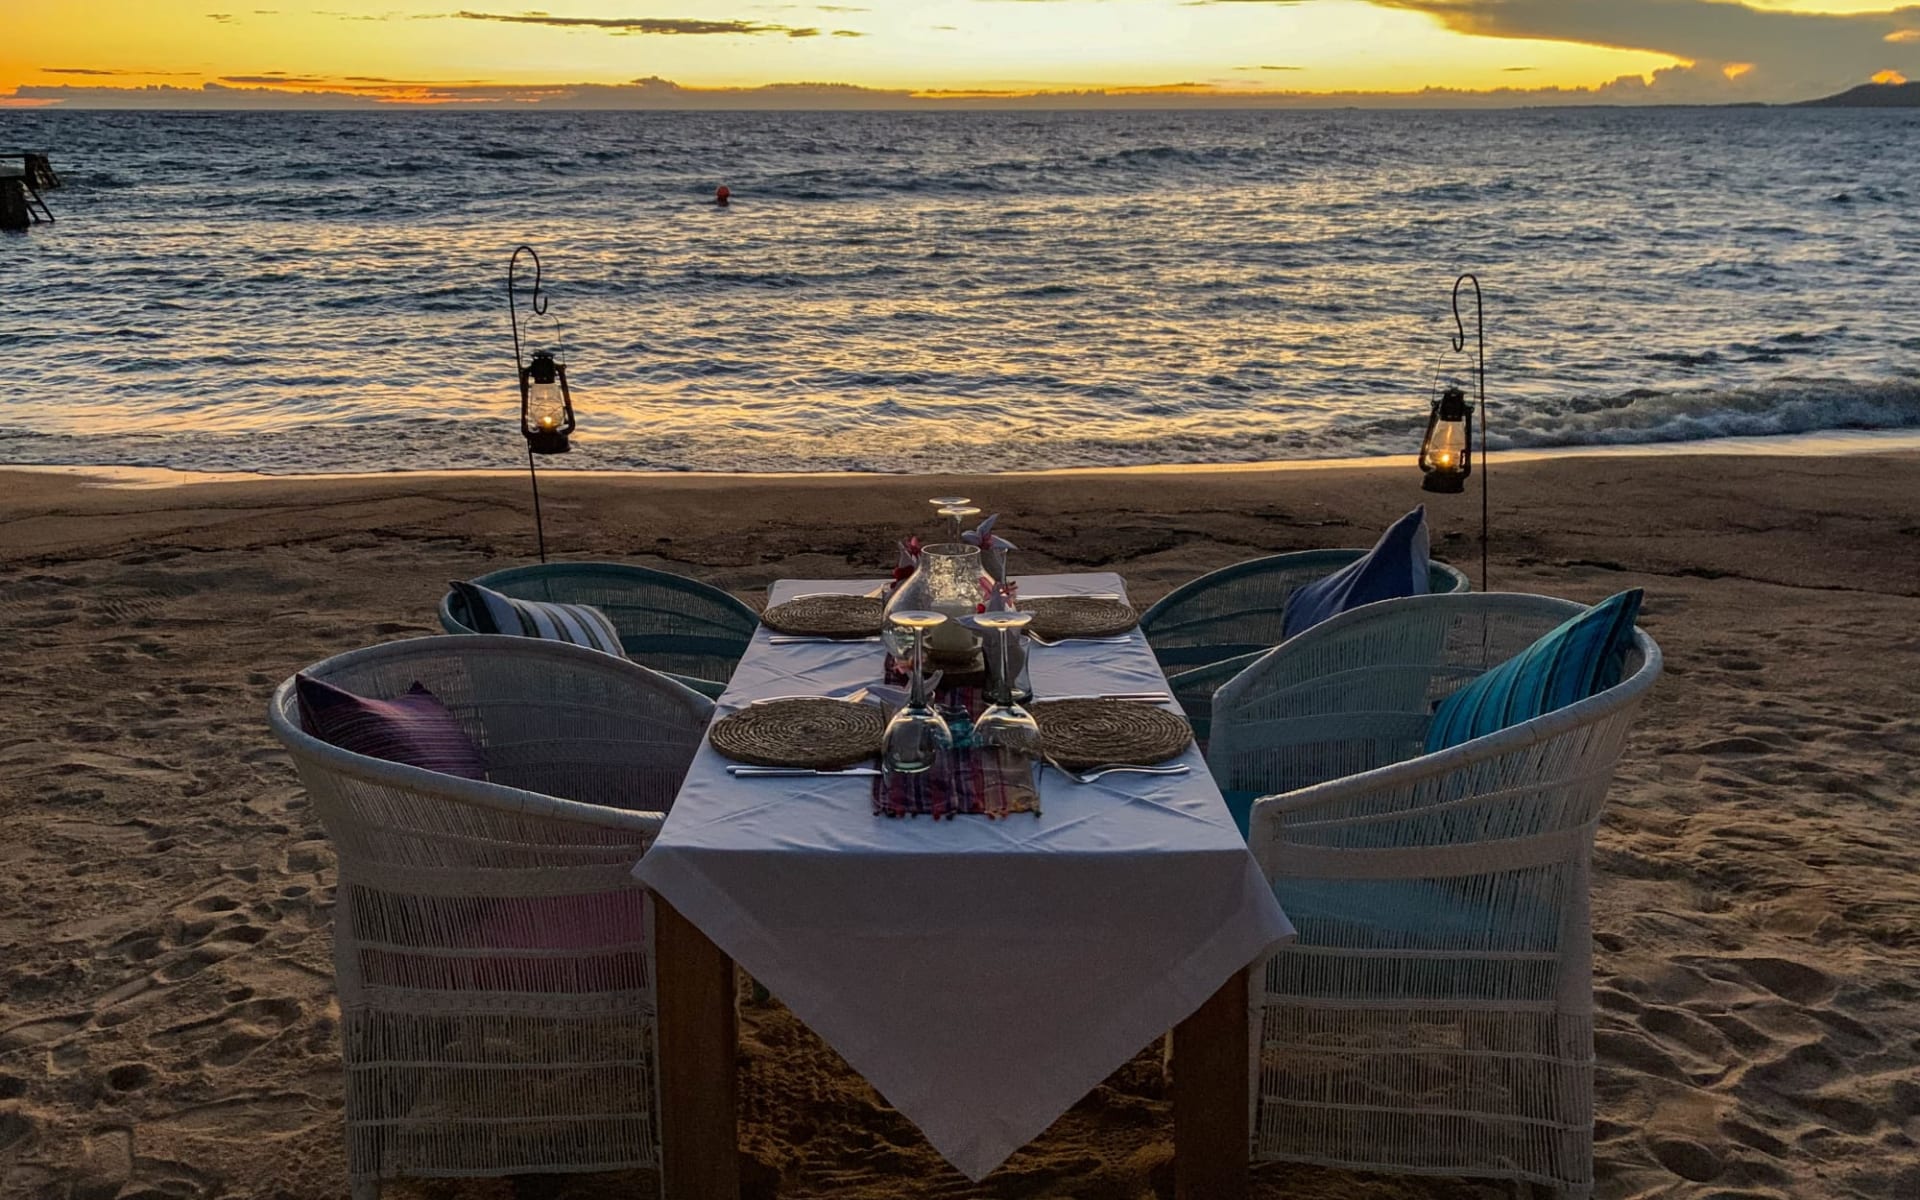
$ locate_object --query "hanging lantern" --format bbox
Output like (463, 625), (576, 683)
(1419, 384), (1473, 494)
(520, 349), (574, 455)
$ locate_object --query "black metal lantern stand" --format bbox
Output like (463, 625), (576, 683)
(1418, 273), (1488, 589)
(509, 245), (576, 562)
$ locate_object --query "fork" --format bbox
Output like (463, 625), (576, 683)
(1026, 633), (1135, 648)
(1042, 756), (1190, 784)
(766, 635), (882, 645)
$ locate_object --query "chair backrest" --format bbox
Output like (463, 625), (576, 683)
(1211, 592), (1661, 850)
(270, 635), (710, 880)
(1142, 549), (1470, 671)
(439, 561), (757, 687)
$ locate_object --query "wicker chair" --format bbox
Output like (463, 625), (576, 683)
(439, 562), (759, 699)
(267, 636), (714, 1199)
(1141, 550), (1470, 744)
(1207, 593), (1662, 1198)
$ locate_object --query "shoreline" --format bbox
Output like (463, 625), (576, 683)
(7, 426), (1920, 490)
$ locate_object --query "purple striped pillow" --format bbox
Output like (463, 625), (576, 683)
(295, 674), (486, 780)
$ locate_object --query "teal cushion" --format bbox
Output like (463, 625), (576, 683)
(1424, 589), (1644, 753)
(1222, 789), (1258, 840)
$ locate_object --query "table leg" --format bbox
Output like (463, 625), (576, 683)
(1172, 967), (1250, 1200)
(654, 897), (739, 1200)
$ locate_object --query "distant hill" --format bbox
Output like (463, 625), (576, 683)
(1795, 81), (1920, 108)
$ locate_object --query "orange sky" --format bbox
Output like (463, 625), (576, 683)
(4, 1), (1915, 107)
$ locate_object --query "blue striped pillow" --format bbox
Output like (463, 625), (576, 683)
(295, 674), (487, 779)
(449, 580), (626, 658)
(1425, 589), (1644, 753)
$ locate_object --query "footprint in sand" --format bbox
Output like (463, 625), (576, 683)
(0, 1110), (35, 1153)
(104, 1063), (155, 1094)
(1729, 956), (1839, 1006)
(150, 1091), (324, 1137)
(150, 997), (304, 1069)
(0, 1015), (87, 1052)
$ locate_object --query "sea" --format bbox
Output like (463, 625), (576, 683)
(5, 107), (1919, 475)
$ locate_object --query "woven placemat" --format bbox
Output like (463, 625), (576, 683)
(1021, 596), (1140, 640)
(761, 595), (886, 638)
(708, 699), (885, 768)
(1032, 699), (1192, 770)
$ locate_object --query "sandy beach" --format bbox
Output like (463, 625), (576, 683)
(2, 451), (1917, 1200)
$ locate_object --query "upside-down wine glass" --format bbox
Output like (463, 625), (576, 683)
(882, 610), (953, 776)
(937, 504), (981, 542)
(971, 610), (1041, 754)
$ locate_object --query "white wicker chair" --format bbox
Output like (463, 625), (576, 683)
(1207, 593), (1662, 1198)
(267, 635), (714, 1200)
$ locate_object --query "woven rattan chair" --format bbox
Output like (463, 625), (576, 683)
(439, 562), (759, 699)
(1207, 593), (1661, 1197)
(268, 635), (713, 1199)
(1141, 550), (1470, 743)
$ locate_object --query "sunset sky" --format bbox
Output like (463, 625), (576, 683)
(4, 1), (1916, 108)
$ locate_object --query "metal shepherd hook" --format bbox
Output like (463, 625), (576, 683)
(509, 245), (550, 562)
(1452, 273), (1487, 591)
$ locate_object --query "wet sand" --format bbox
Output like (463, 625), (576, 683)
(1, 452), (1917, 1200)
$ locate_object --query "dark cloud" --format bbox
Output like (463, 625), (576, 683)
(206, 12), (235, 21)
(1376, 0), (1920, 101)
(450, 11), (824, 36)
(43, 67), (196, 77)
(1502, 66), (1535, 72)
(221, 74), (329, 84)
(817, 4), (868, 10)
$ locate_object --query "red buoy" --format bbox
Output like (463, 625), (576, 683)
(715, 185), (731, 206)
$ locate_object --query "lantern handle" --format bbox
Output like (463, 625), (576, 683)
(508, 244), (548, 375)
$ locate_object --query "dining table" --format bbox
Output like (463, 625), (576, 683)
(632, 572), (1295, 1198)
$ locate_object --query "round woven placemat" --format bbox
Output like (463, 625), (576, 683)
(1021, 596), (1140, 640)
(761, 595), (886, 638)
(708, 699), (885, 768)
(1032, 699), (1192, 770)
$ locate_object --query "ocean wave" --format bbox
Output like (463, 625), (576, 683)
(1498, 378), (1920, 450)
(6, 376), (1918, 476)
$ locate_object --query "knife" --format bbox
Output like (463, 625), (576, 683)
(726, 766), (884, 778)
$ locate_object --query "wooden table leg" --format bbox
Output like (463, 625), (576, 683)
(1172, 967), (1250, 1200)
(654, 897), (739, 1200)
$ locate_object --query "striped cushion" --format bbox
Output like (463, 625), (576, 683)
(295, 674), (486, 780)
(448, 580), (626, 657)
(1425, 589), (1644, 753)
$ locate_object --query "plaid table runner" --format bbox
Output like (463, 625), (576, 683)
(876, 654), (1039, 818)
(874, 745), (1041, 819)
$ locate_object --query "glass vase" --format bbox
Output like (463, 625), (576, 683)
(883, 542), (991, 660)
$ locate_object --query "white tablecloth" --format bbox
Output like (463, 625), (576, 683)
(633, 573), (1294, 1180)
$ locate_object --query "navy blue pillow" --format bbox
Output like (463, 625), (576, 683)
(1425, 589), (1644, 753)
(1281, 506), (1432, 640)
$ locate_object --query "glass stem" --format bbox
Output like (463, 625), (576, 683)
(996, 629), (1012, 705)
(911, 628), (927, 706)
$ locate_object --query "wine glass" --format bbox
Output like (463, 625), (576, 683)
(936, 504), (980, 542)
(882, 610), (953, 776)
(970, 610), (1041, 754)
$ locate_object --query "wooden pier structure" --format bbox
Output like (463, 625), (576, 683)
(2, 152), (60, 231)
